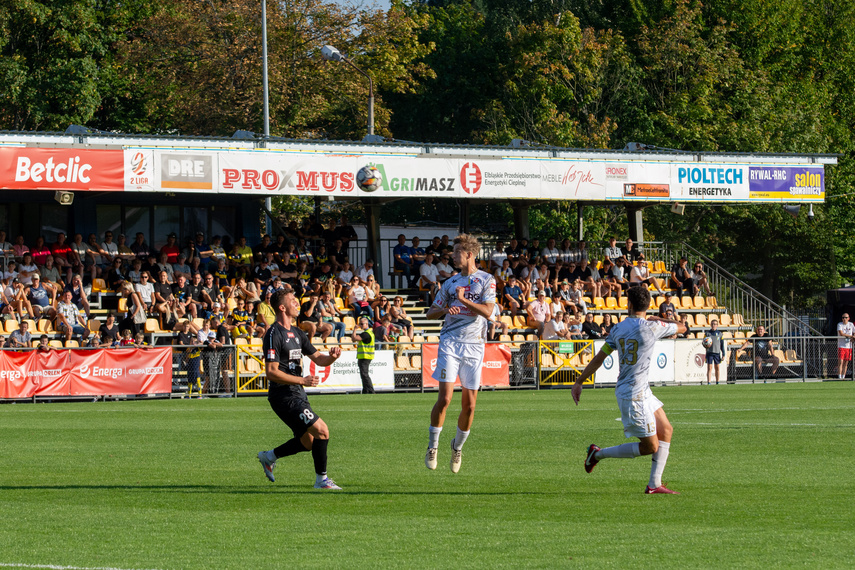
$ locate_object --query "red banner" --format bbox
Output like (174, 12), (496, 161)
(421, 343), (511, 387)
(0, 348), (172, 399)
(0, 148), (124, 191)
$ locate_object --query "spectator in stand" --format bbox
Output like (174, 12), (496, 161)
(335, 215), (358, 252)
(494, 258), (513, 293)
(436, 254), (455, 285)
(629, 253), (664, 294)
(65, 274), (91, 318)
(254, 292), (275, 336)
(120, 282), (147, 335)
(411, 236), (427, 271)
(576, 240), (590, 264)
(565, 313), (583, 340)
(12, 235), (29, 261)
(425, 236), (443, 258)
(393, 234), (415, 288)
(298, 291), (332, 341)
(374, 295), (390, 323)
(364, 274), (381, 304)
(0, 230), (12, 269)
(603, 313), (616, 337)
(50, 232), (76, 280)
(321, 219), (339, 250)
(336, 261), (354, 291)
(208, 235), (227, 265)
(328, 239), (347, 271)
(99, 231), (119, 266)
(559, 239), (574, 264)
(570, 279), (588, 315)
(438, 234), (453, 256)
(172, 253), (192, 280)
(18, 253), (39, 286)
(156, 251), (175, 283)
(130, 232), (150, 260)
(116, 234), (135, 262)
(2, 259), (17, 284)
(134, 270), (156, 315)
(528, 238), (541, 260)
(252, 257), (274, 291)
(233, 236), (254, 270)
(229, 297), (252, 338)
(837, 313), (855, 379)
(159, 233), (180, 264)
(391, 296), (414, 337)
(739, 325), (779, 378)
(231, 276), (261, 306)
(56, 289), (89, 342)
(348, 276), (371, 319)
(29, 236), (51, 267)
(542, 310), (570, 340)
(253, 234), (273, 262)
(621, 238), (642, 264)
(659, 292), (678, 318)
(357, 259), (375, 283)
(269, 234), (288, 263)
(418, 252), (440, 302)
(526, 289), (552, 335)
(541, 238), (560, 268)
(318, 290), (345, 341)
(582, 312), (604, 340)
(670, 257), (697, 298)
(40, 256), (62, 291)
(556, 280), (579, 316)
(172, 274), (198, 319)
(487, 303), (509, 341)
(489, 240), (507, 270)
(502, 238), (521, 261)
(27, 274), (56, 319)
(71, 234), (96, 283)
(573, 258), (599, 299)
(374, 313), (402, 349)
(153, 269), (177, 326)
(293, 237), (313, 267)
(85, 234), (106, 274)
(603, 237), (622, 264)
(201, 272), (223, 311)
(611, 258), (630, 297)
(690, 261), (713, 296)
(99, 313), (120, 346)
(8, 320), (32, 348)
(307, 260), (334, 294)
(502, 275), (524, 316)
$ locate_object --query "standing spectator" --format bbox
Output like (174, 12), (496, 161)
(352, 316), (376, 394)
(120, 282), (147, 336)
(836, 313), (855, 379)
(100, 313), (120, 346)
(393, 234), (415, 288)
(704, 319), (726, 384)
(669, 257), (697, 298)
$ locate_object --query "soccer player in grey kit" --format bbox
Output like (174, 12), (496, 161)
(424, 234), (496, 473)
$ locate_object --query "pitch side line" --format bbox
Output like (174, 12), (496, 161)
(0, 563), (164, 570)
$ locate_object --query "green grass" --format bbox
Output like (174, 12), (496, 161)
(1, 383), (854, 569)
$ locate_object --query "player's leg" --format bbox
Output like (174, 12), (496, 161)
(646, 406), (677, 494)
(706, 362), (712, 384)
(258, 398), (314, 483)
(713, 362), (720, 384)
(304, 418), (340, 489)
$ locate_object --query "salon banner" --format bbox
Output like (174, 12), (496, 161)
(0, 348), (172, 399)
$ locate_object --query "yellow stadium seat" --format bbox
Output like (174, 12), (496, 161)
(117, 298), (128, 313)
(605, 297), (617, 310)
(4, 320), (19, 333)
(411, 355), (422, 370)
(695, 314), (707, 327)
(427, 335), (440, 343)
(680, 296), (694, 309)
(719, 314), (731, 326)
(618, 297), (628, 309)
(65, 340), (79, 348)
(705, 296), (718, 308)
(693, 296), (705, 308)
(144, 318), (161, 334)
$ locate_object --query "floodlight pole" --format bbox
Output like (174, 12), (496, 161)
(321, 45), (374, 136)
(261, 0), (270, 138)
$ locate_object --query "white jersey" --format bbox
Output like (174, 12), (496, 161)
(605, 317), (677, 400)
(838, 322), (855, 348)
(432, 270), (496, 343)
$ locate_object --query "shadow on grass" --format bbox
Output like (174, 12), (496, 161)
(0, 484), (553, 496)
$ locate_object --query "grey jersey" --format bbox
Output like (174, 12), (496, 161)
(605, 317), (677, 400)
(432, 270), (496, 343)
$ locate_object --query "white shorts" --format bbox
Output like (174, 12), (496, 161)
(432, 340), (484, 391)
(618, 394), (664, 439)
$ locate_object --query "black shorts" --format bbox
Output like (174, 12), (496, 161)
(269, 395), (319, 437)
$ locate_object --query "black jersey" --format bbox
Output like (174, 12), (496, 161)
(263, 321), (317, 400)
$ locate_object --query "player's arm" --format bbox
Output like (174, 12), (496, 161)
(453, 286), (494, 319)
(647, 315), (688, 335)
(307, 345), (341, 367)
(571, 344), (612, 405)
(425, 286), (449, 320)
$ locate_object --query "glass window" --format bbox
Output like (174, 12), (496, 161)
(184, 207), (208, 240)
(40, 204), (71, 243)
(153, 205), (180, 251)
(96, 205), (122, 241)
(125, 206), (151, 246)
(210, 206), (236, 243)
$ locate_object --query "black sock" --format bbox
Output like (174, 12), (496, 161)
(311, 438), (329, 476)
(274, 437), (308, 459)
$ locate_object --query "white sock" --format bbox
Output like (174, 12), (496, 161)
(454, 427), (470, 450)
(265, 450), (276, 463)
(596, 442), (641, 460)
(648, 441), (670, 488)
(428, 425), (442, 449)
(315, 473), (327, 484)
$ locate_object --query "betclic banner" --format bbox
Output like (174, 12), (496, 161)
(0, 146), (827, 202)
(0, 348), (172, 399)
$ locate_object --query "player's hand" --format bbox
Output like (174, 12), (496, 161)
(571, 382), (582, 405)
(456, 286), (466, 301)
(447, 306), (461, 316)
(328, 346), (341, 359)
(303, 375), (320, 387)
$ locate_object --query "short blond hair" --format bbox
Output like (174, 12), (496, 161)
(453, 233), (480, 257)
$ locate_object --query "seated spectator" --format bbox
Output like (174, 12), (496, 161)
(100, 313), (120, 346)
(487, 303), (509, 341)
(116, 234), (135, 261)
(172, 254), (192, 280)
(27, 275), (56, 319)
(172, 274), (198, 319)
(318, 290), (345, 341)
(374, 313), (403, 349)
(56, 289), (89, 342)
(373, 295), (390, 323)
(201, 272), (224, 311)
(612, 258), (630, 297)
(541, 238), (560, 267)
(314, 244), (330, 268)
(328, 239), (347, 271)
(294, 237), (313, 266)
(739, 325), (779, 377)
(229, 297), (253, 338)
(490, 240), (507, 270)
(106, 257), (127, 291)
(526, 289), (551, 335)
(572, 259), (599, 299)
(298, 292), (332, 341)
(347, 276), (371, 319)
(691, 261), (713, 296)
(130, 232), (150, 260)
(231, 277), (260, 305)
(255, 292), (275, 335)
(8, 279), (32, 320)
(425, 236), (443, 258)
(209, 235), (227, 265)
(418, 252), (440, 302)
(357, 259), (375, 283)
(18, 253), (38, 285)
(435, 254), (455, 284)
(504, 238), (523, 261)
(65, 274), (91, 318)
(629, 253), (664, 293)
(51, 232), (76, 279)
(659, 292), (678, 317)
(70, 234), (93, 281)
(393, 234), (415, 288)
(40, 256), (62, 290)
(160, 233), (180, 264)
(602, 313), (615, 337)
(309, 261), (334, 294)
(364, 275), (381, 308)
(670, 257), (697, 298)
(677, 314), (691, 338)
(3, 260), (18, 284)
(391, 296), (414, 338)
(156, 252), (175, 283)
(31, 236), (52, 267)
(494, 258), (514, 292)
(12, 234), (29, 261)
(153, 270), (176, 326)
(556, 280), (580, 316)
(542, 310), (570, 340)
(582, 312), (604, 340)
(410, 237), (426, 271)
(337, 261), (354, 291)
(37, 334), (52, 351)
(502, 276), (525, 315)
(565, 313), (583, 339)
(559, 239), (574, 264)
(253, 234), (274, 262)
(599, 259), (622, 299)
(8, 320), (32, 348)
(621, 238), (642, 264)
(603, 237), (622, 264)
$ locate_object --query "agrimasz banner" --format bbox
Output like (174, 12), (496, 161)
(421, 343), (511, 388)
(0, 146), (827, 202)
(0, 348), (172, 399)
(301, 350), (395, 393)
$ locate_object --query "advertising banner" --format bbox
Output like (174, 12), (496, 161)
(0, 348), (172, 399)
(0, 148), (124, 191)
(68, 348), (172, 395)
(673, 339), (728, 384)
(302, 350), (395, 393)
(421, 343), (511, 387)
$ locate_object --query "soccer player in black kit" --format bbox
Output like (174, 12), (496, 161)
(257, 287), (343, 490)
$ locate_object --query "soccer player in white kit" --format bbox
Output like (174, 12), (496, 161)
(424, 234), (496, 473)
(571, 286), (687, 494)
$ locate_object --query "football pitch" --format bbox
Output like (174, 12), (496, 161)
(1, 383), (853, 569)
